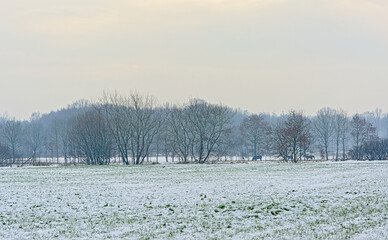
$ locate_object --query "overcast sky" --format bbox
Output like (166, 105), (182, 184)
(1, 0), (388, 119)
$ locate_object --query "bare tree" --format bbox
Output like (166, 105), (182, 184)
(28, 112), (43, 164)
(363, 109), (382, 137)
(50, 118), (61, 163)
(100, 92), (132, 165)
(240, 114), (270, 159)
(333, 109), (349, 161)
(273, 111), (312, 163)
(381, 114), (388, 138)
(69, 108), (113, 165)
(157, 106), (173, 163)
(273, 122), (290, 161)
(214, 127), (234, 161)
(1, 118), (23, 164)
(362, 138), (388, 160)
(186, 99), (233, 164)
(127, 93), (159, 165)
(100, 92), (159, 165)
(168, 105), (193, 163)
(0, 143), (12, 166)
(350, 114), (377, 160)
(59, 119), (71, 164)
(313, 107), (335, 160)
(51, 118), (71, 164)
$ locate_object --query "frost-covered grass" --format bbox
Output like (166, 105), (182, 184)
(1, 162), (388, 239)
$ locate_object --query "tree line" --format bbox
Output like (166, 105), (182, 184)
(1, 92), (388, 166)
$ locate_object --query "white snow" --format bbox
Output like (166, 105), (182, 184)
(1, 161), (387, 239)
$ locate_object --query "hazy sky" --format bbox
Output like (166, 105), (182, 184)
(1, 0), (388, 119)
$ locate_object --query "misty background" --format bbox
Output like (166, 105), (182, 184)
(0, 92), (387, 166)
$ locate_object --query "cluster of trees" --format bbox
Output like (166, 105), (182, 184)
(271, 108), (384, 162)
(1, 93), (388, 166)
(68, 94), (233, 165)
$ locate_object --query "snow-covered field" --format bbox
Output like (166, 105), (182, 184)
(1, 162), (387, 239)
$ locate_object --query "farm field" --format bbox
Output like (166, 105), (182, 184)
(1, 162), (388, 239)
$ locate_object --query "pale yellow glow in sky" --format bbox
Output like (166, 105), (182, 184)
(1, 0), (388, 119)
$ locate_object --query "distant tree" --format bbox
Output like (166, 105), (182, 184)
(1, 118), (23, 164)
(362, 138), (388, 160)
(69, 108), (113, 165)
(127, 93), (159, 165)
(157, 106), (173, 163)
(0, 143), (12, 166)
(240, 114), (271, 159)
(186, 99), (234, 164)
(333, 110), (349, 161)
(234, 126), (249, 160)
(50, 118), (61, 163)
(273, 111), (312, 163)
(364, 108), (382, 137)
(273, 123), (289, 161)
(150, 108), (165, 163)
(100, 92), (132, 165)
(350, 114), (377, 160)
(28, 112), (43, 164)
(168, 105), (192, 163)
(55, 118), (71, 164)
(101, 92), (159, 165)
(313, 107), (335, 160)
(214, 126), (234, 161)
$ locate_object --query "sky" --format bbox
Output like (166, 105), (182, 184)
(1, 0), (388, 120)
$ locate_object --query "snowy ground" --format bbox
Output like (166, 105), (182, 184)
(1, 162), (387, 239)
